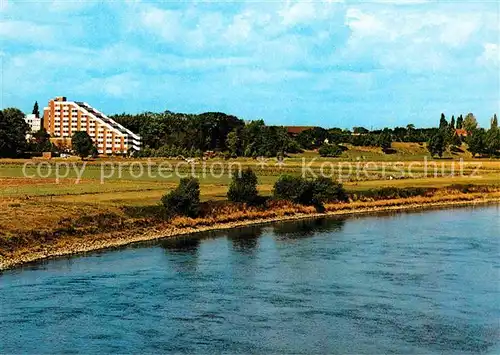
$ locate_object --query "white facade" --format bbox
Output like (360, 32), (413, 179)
(25, 114), (41, 132)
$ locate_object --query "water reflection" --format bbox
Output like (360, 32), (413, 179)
(226, 225), (265, 253)
(159, 224), (268, 255)
(159, 235), (201, 253)
(159, 236), (202, 274)
(273, 217), (345, 240)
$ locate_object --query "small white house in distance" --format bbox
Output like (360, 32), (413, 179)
(25, 114), (41, 132)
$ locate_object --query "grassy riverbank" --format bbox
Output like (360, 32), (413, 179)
(1, 185), (499, 270)
(1, 151), (500, 269)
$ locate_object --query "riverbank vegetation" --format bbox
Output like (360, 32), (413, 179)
(1, 183), (499, 269)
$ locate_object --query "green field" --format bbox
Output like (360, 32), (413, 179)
(1, 148), (499, 206)
(0, 144), (499, 244)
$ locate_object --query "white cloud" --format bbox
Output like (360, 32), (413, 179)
(345, 8), (387, 39)
(223, 9), (273, 44)
(138, 6), (183, 42)
(279, 2), (318, 26)
(48, 0), (97, 12)
(478, 43), (499, 67)
(230, 68), (310, 85)
(343, 6), (491, 71)
(2, 0), (498, 122)
(0, 20), (56, 43)
(1, 42), (257, 102)
(346, 8), (480, 46)
(369, 0), (430, 4)
(131, 1), (341, 54)
(435, 14), (479, 47)
(78, 73), (142, 98)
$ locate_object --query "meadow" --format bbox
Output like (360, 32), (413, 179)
(1, 144), (499, 259)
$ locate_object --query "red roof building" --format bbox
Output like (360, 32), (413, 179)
(286, 126), (315, 136)
(455, 129), (468, 137)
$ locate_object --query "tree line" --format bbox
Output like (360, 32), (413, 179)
(0, 103), (499, 158)
(427, 113), (500, 158)
(112, 109), (500, 158)
(111, 112), (301, 158)
(112, 110), (443, 157)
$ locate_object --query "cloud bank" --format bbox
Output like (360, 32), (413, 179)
(1, 0), (498, 128)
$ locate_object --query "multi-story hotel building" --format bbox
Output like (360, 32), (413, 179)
(24, 114), (42, 133)
(43, 97), (141, 154)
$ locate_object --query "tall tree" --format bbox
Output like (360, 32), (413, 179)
(377, 129), (392, 151)
(450, 115), (455, 130)
(484, 128), (500, 156)
(438, 113), (452, 147)
(485, 115), (500, 156)
(439, 113), (448, 130)
(456, 115), (464, 129)
(0, 108), (30, 158)
(428, 132), (445, 158)
(71, 131), (96, 159)
(32, 101), (40, 118)
(405, 124), (415, 142)
(446, 115), (456, 146)
(463, 113), (478, 133)
(226, 129), (242, 157)
(491, 114), (498, 130)
(30, 128), (52, 153)
(467, 129), (486, 157)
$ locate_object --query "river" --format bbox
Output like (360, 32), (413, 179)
(1, 205), (499, 354)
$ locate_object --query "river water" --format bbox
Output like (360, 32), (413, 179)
(1, 206), (499, 354)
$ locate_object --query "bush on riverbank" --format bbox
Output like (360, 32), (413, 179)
(227, 168), (261, 205)
(273, 175), (347, 211)
(161, 178), (201, 218)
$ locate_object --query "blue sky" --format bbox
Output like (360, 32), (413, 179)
(1, 0), (499, 128)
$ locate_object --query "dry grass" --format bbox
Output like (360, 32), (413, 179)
(1, 148), (499, 267)
(2, 185), (498, 252)
(0, 198), (123, 235)
(2, 189), (499, 270)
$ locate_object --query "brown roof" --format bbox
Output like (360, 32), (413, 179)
(455, 129), (468, 136)
(286, 126), (315, 135)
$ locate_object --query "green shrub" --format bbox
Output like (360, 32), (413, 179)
(273, 175), (347, 211)
(273, 175), (306, 204)
(311, 176), (348, 204)
(161, 178), (201, 217)
(318, 144), (343, 157)
(227, 168), (260, 204)
(286, 140), (304, 154)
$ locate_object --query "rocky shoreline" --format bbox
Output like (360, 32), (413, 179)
(1, 196), (499, 271)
